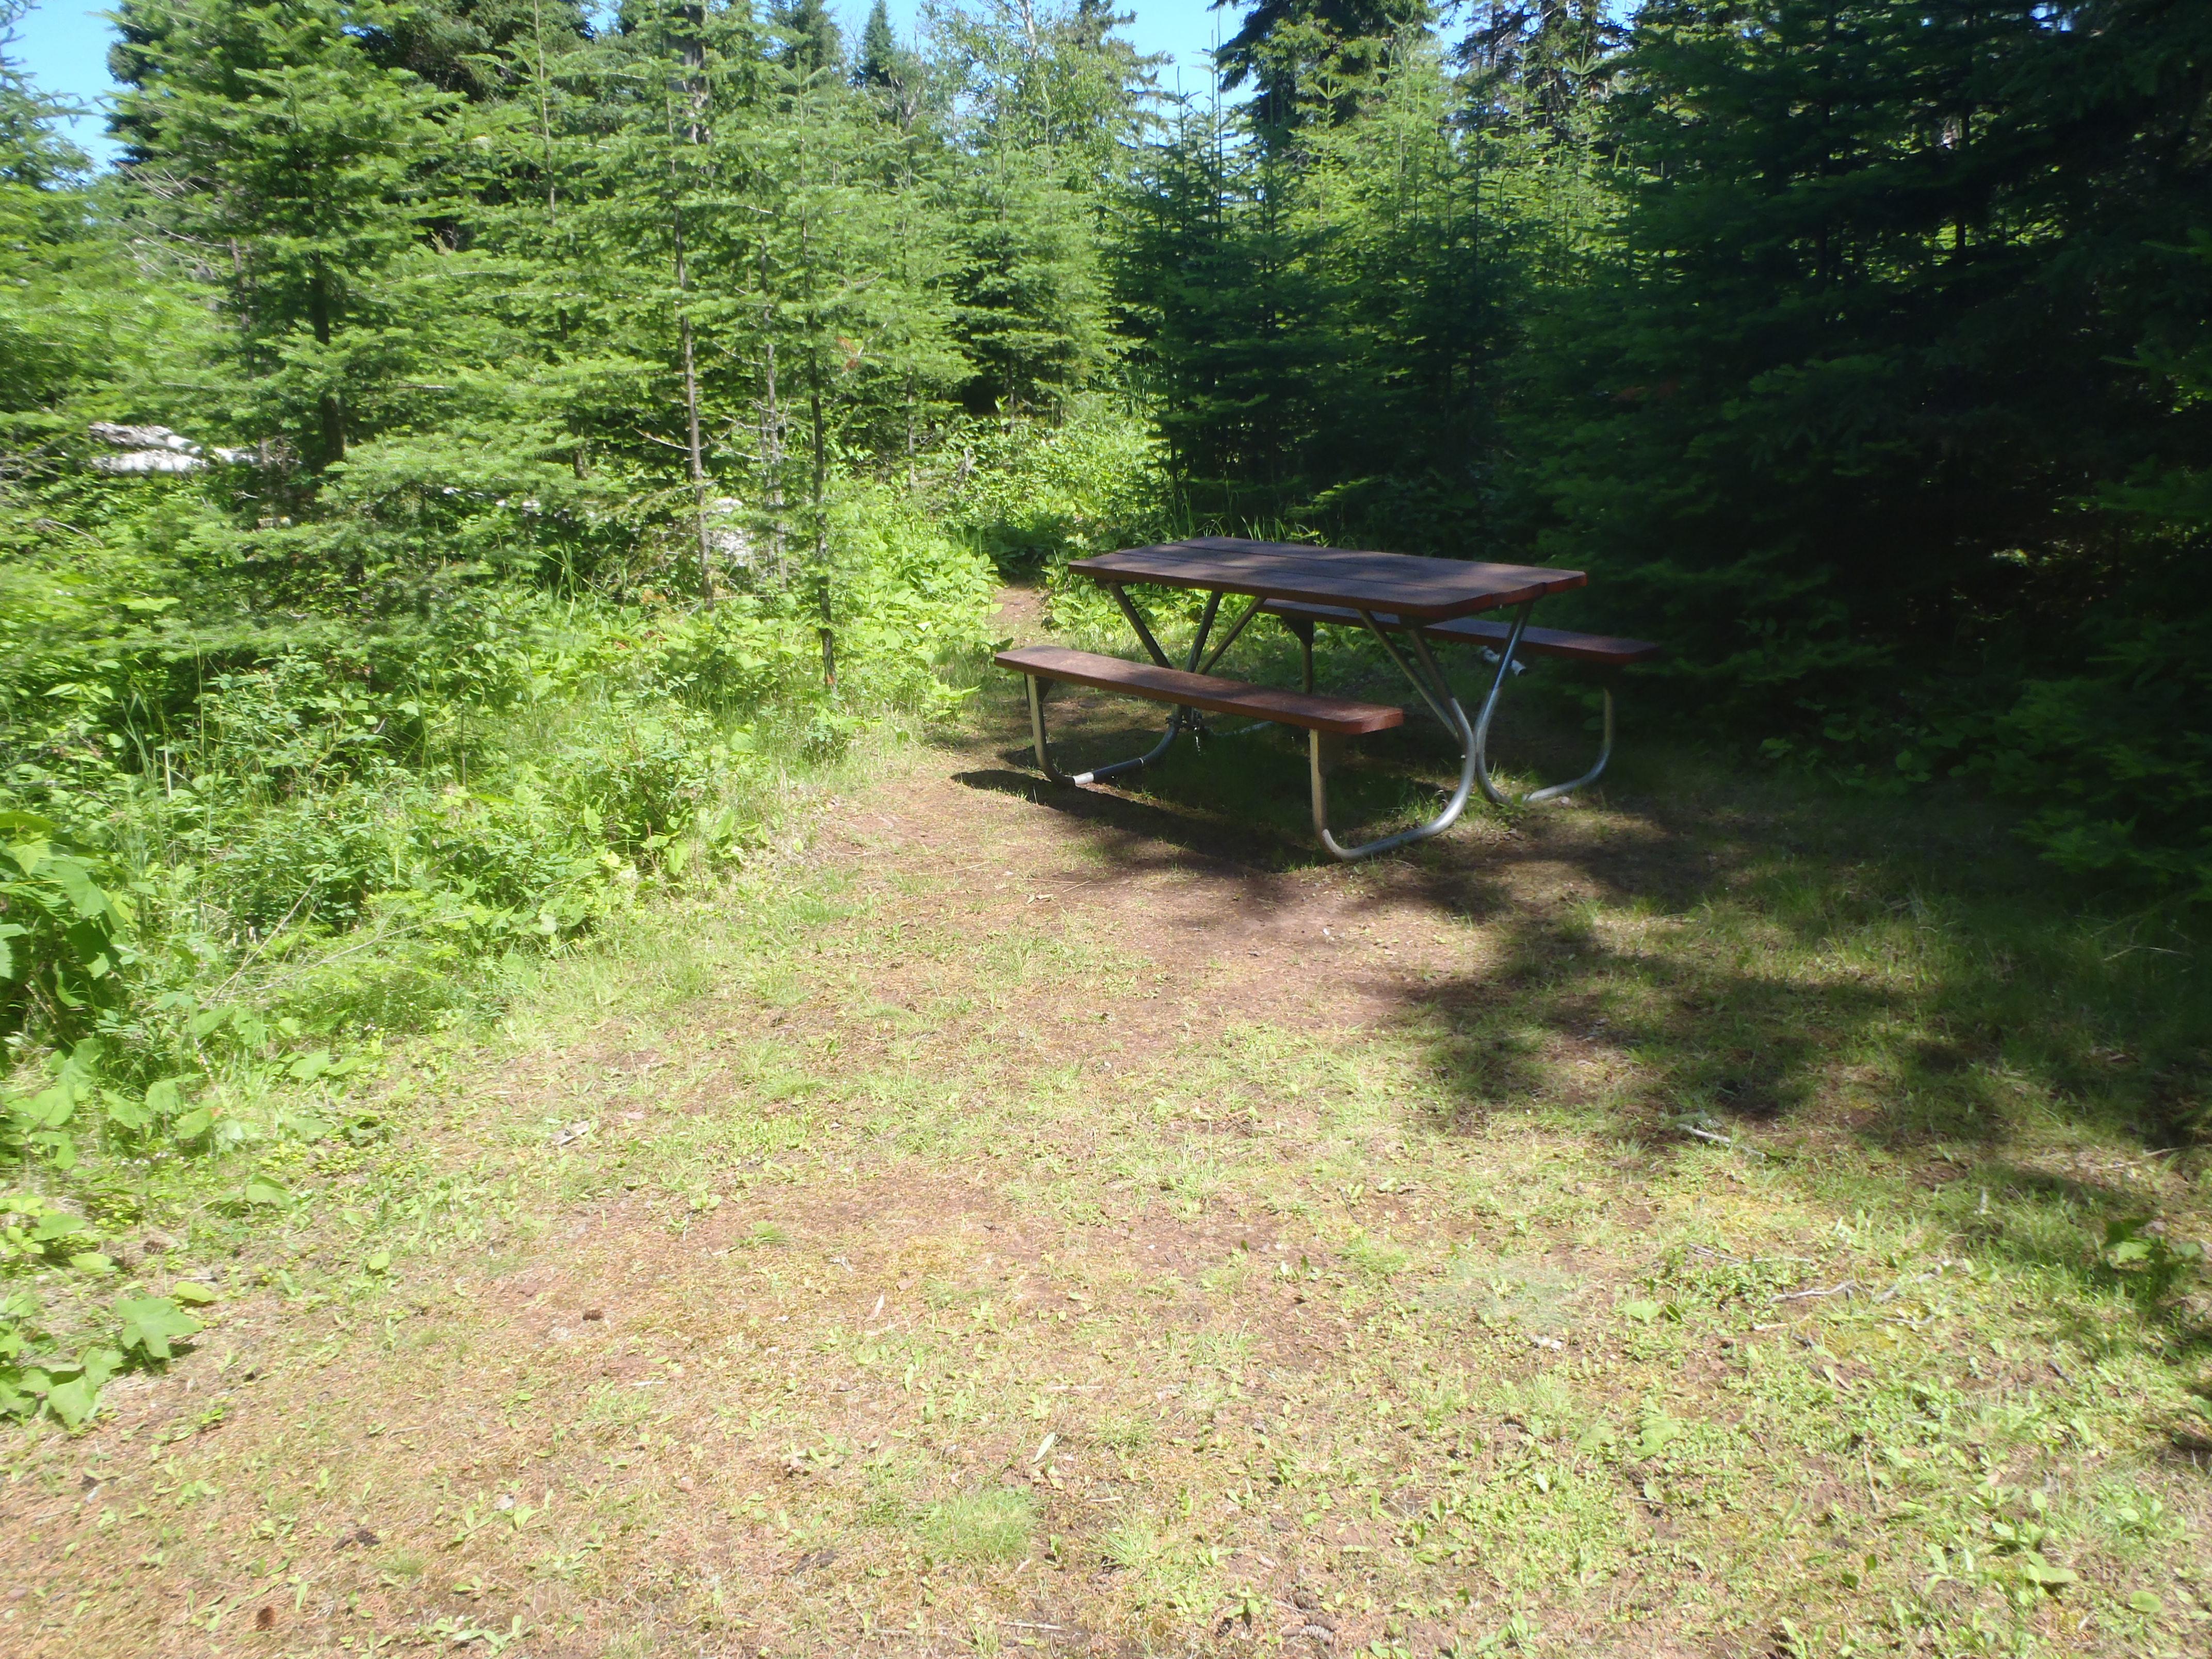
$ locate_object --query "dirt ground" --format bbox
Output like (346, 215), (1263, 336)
(6, 589), (2208, 1658)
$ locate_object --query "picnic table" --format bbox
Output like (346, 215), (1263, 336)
(995, 536), (1656, 861)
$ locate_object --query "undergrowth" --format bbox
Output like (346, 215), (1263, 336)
(0, 473), (996, 1427)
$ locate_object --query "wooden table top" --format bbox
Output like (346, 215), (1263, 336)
(1068, 537), (1586, 623)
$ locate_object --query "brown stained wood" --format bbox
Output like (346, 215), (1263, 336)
(1069, 536), (1585, 622)
(995, 645), (1404, 736)
(1261, 599), (1661, 666)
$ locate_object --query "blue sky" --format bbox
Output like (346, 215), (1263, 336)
(7, 1), (1235, 162)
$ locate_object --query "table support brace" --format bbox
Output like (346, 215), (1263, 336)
(1024, 673), (1185, 788)
(1106, 583), (1174, 670)
(1480, 684), (1614, 805)
(1307, 606), (1530, 863)
(1463, 610), (1609, 806)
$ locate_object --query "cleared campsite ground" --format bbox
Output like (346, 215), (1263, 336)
(5, 590), (2208, 1659)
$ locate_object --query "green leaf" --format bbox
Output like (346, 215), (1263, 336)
(69, 1253), (116, 1275)
(29, 1210), (85, 1243)
(45, 1344), (123, 1427)
(114, 1296), (202, 1361)
(170, 1282), (218, 1307)
(2127, 1590), (2163, 1615)
(172, 1107), (214, 1141)
(25, 1084), (79, 1129)
(365, 1249), (392, 1274)
(241, 1178), (290, 1208)
(288, 1049), (334, 1082)
(1619, 1299), (1661, 1324)
(1634, 1407), (1684, 1459)
(44, 856), (112, 921)
(44, 1373), (100, 1429)
(103, 1089), (152, 1131)
(2017, 1554), (2077, 1589)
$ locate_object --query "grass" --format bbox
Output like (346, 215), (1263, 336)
(924, 1488), (1038, 1564)
(1, 609), (2208, 1657)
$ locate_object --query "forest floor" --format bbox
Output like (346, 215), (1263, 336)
(7, 588), (2211, 1659)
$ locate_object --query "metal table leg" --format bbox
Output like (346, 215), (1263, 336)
(1306, 604), (1532, 863)
(1028, 581), (1250, 787)
(1025, 672), (1184, 786)
(1485, 683), (1615, 805)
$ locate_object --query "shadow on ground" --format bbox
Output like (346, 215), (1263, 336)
(958, 624), (2212, 1343)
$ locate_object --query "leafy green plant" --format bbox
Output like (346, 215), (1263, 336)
(2102, 1217), (2204, 1305)
(0, 1283), (198, 1429)
(0, 812), (136, 1044)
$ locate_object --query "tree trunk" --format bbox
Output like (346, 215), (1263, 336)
(679, 301), (714, 607)
(811, 380), (834, 689)
(761, 332), (786, 588)
(308, 263), (345, 467)
(532, 0), (558, 224)
(663, 41), (714, 608)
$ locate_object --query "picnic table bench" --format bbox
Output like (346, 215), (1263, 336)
(994, 537), (1655, 860)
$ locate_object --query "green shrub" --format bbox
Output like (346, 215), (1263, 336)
(0, 811), (136, 1047)
(1989, 609), (2212, 902)
(942, 403), (1174, 575)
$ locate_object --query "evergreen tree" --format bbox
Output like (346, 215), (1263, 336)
(362, 0), (594, 98)
(1518, 0), (2212, 725)
(1213, 0), (1430, 138)
(936, 1), (1146, 417)
(854, 0), (901, 87)
(772, 0), (842, 75)
(109, 0), (464, 473)
(1115, 19), (1550, 537)
(853, 0), (925, 127)
(1, 0), (99, 432)
(1455, 1), (1616, 138)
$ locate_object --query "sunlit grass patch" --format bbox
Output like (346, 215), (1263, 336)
(1424, 1248), (1591, 1337)
(919, 1486), (1036, 1565)
(11, 686), (2211, 1659)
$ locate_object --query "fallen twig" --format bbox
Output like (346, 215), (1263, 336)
(1680, 1124), (1769, 1158)
(1773, 1281), (1857, 1302)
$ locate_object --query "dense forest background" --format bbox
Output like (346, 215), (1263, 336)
(0, 0), (2206, 1179)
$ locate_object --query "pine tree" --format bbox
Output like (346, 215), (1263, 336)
(110, 0), (463, 473)
(772, 0), (841, 76)
(361, 0), (593, 97)
(1517, 0), (2212, 722)
(935, 2), (1147, 418)
(0, 0), (117, 440)
(1212, 0), (1430, 139)
(1455, 1), (1616, 138)
(853, 0), (925, 128)
(854, 0), (899, 88)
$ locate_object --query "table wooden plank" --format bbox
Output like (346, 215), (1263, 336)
(1262, 600), (1661, 666)
(996, 646), (1404, 736)
(1069, 536), (1585, 622)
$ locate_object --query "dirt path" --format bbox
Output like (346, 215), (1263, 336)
(8, 592), (2206, 1658)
